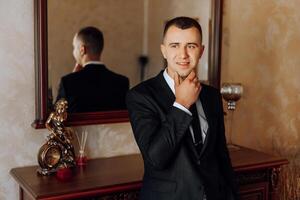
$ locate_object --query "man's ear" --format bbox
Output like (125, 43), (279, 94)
(79, 45), (86, 56)
(160, 44), (167, 59)
(199, 45), (205, 58)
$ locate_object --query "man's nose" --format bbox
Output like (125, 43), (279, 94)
(178, 47), (188, 58)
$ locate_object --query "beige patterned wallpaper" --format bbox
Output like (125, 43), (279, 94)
(222, 0), (300, 198)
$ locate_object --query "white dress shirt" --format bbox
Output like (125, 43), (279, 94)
(83, 61), (104, 67)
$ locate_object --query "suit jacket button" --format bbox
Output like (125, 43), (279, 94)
(197, 160), (201, 165)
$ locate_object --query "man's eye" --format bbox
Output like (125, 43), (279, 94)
(188, 45), (196, 49)
(170, 44), (178, 48)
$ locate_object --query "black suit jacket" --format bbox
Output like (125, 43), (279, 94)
(57, 64), (129, 113)
(126, 71), (239, 200)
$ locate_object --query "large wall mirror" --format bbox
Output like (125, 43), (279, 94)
(33, 0), (223, 128)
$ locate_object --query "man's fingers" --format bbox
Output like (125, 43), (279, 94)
(187, 70), (196, 80)
(73, 63), (83, 72)
(192, 76), (199, 83)
(196, 83), (202, 94)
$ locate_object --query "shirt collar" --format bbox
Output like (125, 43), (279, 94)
(83, 61), (104, 67)
(163, 69), (175, 94)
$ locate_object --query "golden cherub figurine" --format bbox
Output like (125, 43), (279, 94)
(37, 99), (76, 175)
(46, 99), (73, 140)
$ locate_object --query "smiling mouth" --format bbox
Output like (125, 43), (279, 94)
(176, 62), (190, 67)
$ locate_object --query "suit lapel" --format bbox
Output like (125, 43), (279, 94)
(185, 132), (201, 161)
(152, 71), (176, 110)
(198, 85), (213, 157)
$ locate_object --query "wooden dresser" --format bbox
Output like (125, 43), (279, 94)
(10, 146), (288, 200)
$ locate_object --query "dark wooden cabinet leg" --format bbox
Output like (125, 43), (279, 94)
(270, 167), (281, 200)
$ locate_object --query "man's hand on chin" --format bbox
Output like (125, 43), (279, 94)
(72, 63), (83, 72)
(174, 70), (201, 109)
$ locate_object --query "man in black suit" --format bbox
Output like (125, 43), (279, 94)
(126, 17), (239, 200)
(56, 26), (129, 113)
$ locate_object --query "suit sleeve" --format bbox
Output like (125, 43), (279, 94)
(126, 77), (129, 90)
(216, 92), (240, 200)
(126, 89), (192, 170)
(119, 77), (130, 109)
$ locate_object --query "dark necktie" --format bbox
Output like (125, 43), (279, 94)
(189, 104), (203, 153)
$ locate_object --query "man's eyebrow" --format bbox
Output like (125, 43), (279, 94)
(187, 42), (199, 46)
(168, 42), (179, 46)
(167, 42), (200, 46)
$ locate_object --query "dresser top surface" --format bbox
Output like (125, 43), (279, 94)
(10, 146), (288, 199)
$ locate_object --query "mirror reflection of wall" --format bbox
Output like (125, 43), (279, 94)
(48, 0), (211, 109)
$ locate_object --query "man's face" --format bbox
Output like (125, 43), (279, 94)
(72, 34), (82, 65)
(161, 26), (204, 79)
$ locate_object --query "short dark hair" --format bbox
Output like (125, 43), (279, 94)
(77, 26), (104, 56)
(163, 16), (203, 42)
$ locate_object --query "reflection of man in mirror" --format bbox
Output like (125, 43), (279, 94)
(126, 17), (239, 200)
(56, 26), (129, 113)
